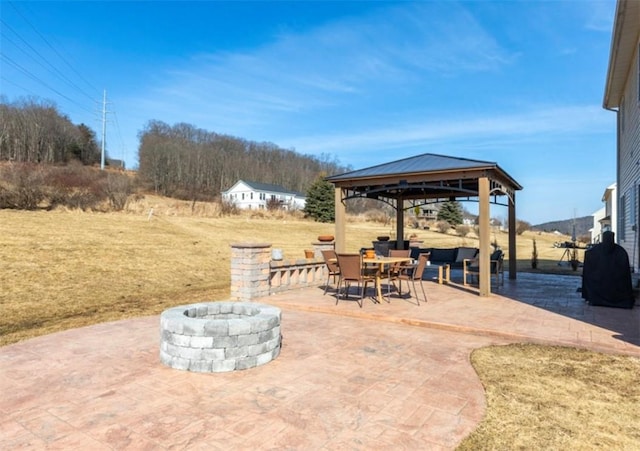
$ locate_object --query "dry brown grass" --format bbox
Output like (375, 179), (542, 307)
(458, 344), (640, 450)
(0, 199), (580, 346)
(2, 198), (638, 449)
(0, 203), (330, 346)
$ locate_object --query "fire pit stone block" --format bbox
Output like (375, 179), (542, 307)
(160, 301), (281, 373)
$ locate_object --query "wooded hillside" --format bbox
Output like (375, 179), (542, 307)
(533, 216), (592, 237)
(137, 120), (350, 201)
(0, 98), (101, 165)
(1, 98), (351, 203)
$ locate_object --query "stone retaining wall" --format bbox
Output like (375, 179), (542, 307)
(230, 242), (335, 300)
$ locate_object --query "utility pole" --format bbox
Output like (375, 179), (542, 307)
(101, 89), (107, 170)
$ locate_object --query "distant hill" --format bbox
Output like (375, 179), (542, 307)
(533, 216), (592, 238)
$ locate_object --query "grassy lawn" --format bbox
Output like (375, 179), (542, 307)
(458, 344), (640, 450)
(1, 197), (637, 449)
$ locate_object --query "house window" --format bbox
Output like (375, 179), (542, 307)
(250, 193), (253, 200)
(242, 193), (245, 200)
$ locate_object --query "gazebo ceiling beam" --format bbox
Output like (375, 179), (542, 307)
(340, 176), (515, 202)
(331, 168), (499, 188)
(345, 181), (478, 196)
(343, 185), (512, 209)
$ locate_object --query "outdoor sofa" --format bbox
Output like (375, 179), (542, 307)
(410, 246), (478, 269)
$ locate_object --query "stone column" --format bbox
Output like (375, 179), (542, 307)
(312, 241), (335, 258)
(230, 243), (271, 301)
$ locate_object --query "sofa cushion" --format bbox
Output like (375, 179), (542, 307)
(456, 247), (478, 262)
(410, 248), (426, 260)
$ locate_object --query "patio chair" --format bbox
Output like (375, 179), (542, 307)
(321, 249), (340, 295)
(387, 249), (411, 294)
(389, 249), (411, 272)
(394, 253), (428, 305)
(463, 249), (504, 287)
(335, 253), (376, 308)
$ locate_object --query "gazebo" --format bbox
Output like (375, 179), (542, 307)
(325, 153), (523, 296)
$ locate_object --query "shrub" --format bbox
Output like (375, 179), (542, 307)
(103, 172), (133, 211)
(44, 164), (106, 211)
(364, 209), (390, 224)
(456, 224), (471, 237)
(516, 220), (531, 235)
(266, 197), (283, 211)
(219, 199), (239, 216)
(435, 220), (451, 233)
(0, 163), (46, 209)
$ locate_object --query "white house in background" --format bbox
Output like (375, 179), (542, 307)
(601, 183), (618, 238)
(603, 0), (640, 270)
(221, 180), (306, 210)
(591, 207), (606, 244)
(592, 183), (618, 244)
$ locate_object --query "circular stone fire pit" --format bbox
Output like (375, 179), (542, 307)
(160, 302), (281, 373)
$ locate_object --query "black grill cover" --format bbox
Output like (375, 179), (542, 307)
(581, 231), (635, 309)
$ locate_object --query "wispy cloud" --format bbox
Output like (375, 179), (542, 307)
(280, 104), (612, 156)
(131, 1), (514, 129)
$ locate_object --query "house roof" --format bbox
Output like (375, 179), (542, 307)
(603, 0), (640, 109)
(325, 152), (521, 204)
(601, 183), (616, 202)
(228, 180), (305, 197)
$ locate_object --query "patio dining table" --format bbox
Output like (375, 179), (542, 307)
(362, 256), (413, 302)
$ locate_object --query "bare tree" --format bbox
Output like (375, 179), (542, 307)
(0, 98), (100, 165)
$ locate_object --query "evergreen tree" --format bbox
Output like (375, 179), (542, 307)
(304, 176), (335, 222)
(437, 200), (463, 225)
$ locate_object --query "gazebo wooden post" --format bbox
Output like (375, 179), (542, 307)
(396, 197), (405, 249)
(334, 187), (346, 253)
(478, 177), (491, 296)
(508, 191), (517, 280)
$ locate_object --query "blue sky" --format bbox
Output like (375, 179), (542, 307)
(1, 0), (617, 224)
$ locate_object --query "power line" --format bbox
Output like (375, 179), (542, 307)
(7, 1), (100, 96)
(1, 19), (98, 103)
(0, 75), (40, 96)
(1, 54), (97, 116)
(2, 2), (131, 168)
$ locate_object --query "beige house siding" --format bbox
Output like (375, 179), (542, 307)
(617, 41), (640, 269)
(604, 0), (640, 271)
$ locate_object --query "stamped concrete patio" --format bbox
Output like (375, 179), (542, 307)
(1, 273), (638, 449)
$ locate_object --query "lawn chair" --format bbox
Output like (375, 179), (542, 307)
(395, 253), (428, 305)
(463, 249), (504, 286)
(387, 249), (411, 295)
(321, 249), (340, 295)
(335, 253), (376, 308)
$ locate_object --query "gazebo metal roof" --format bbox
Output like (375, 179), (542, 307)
(326, 153), (522, 207)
